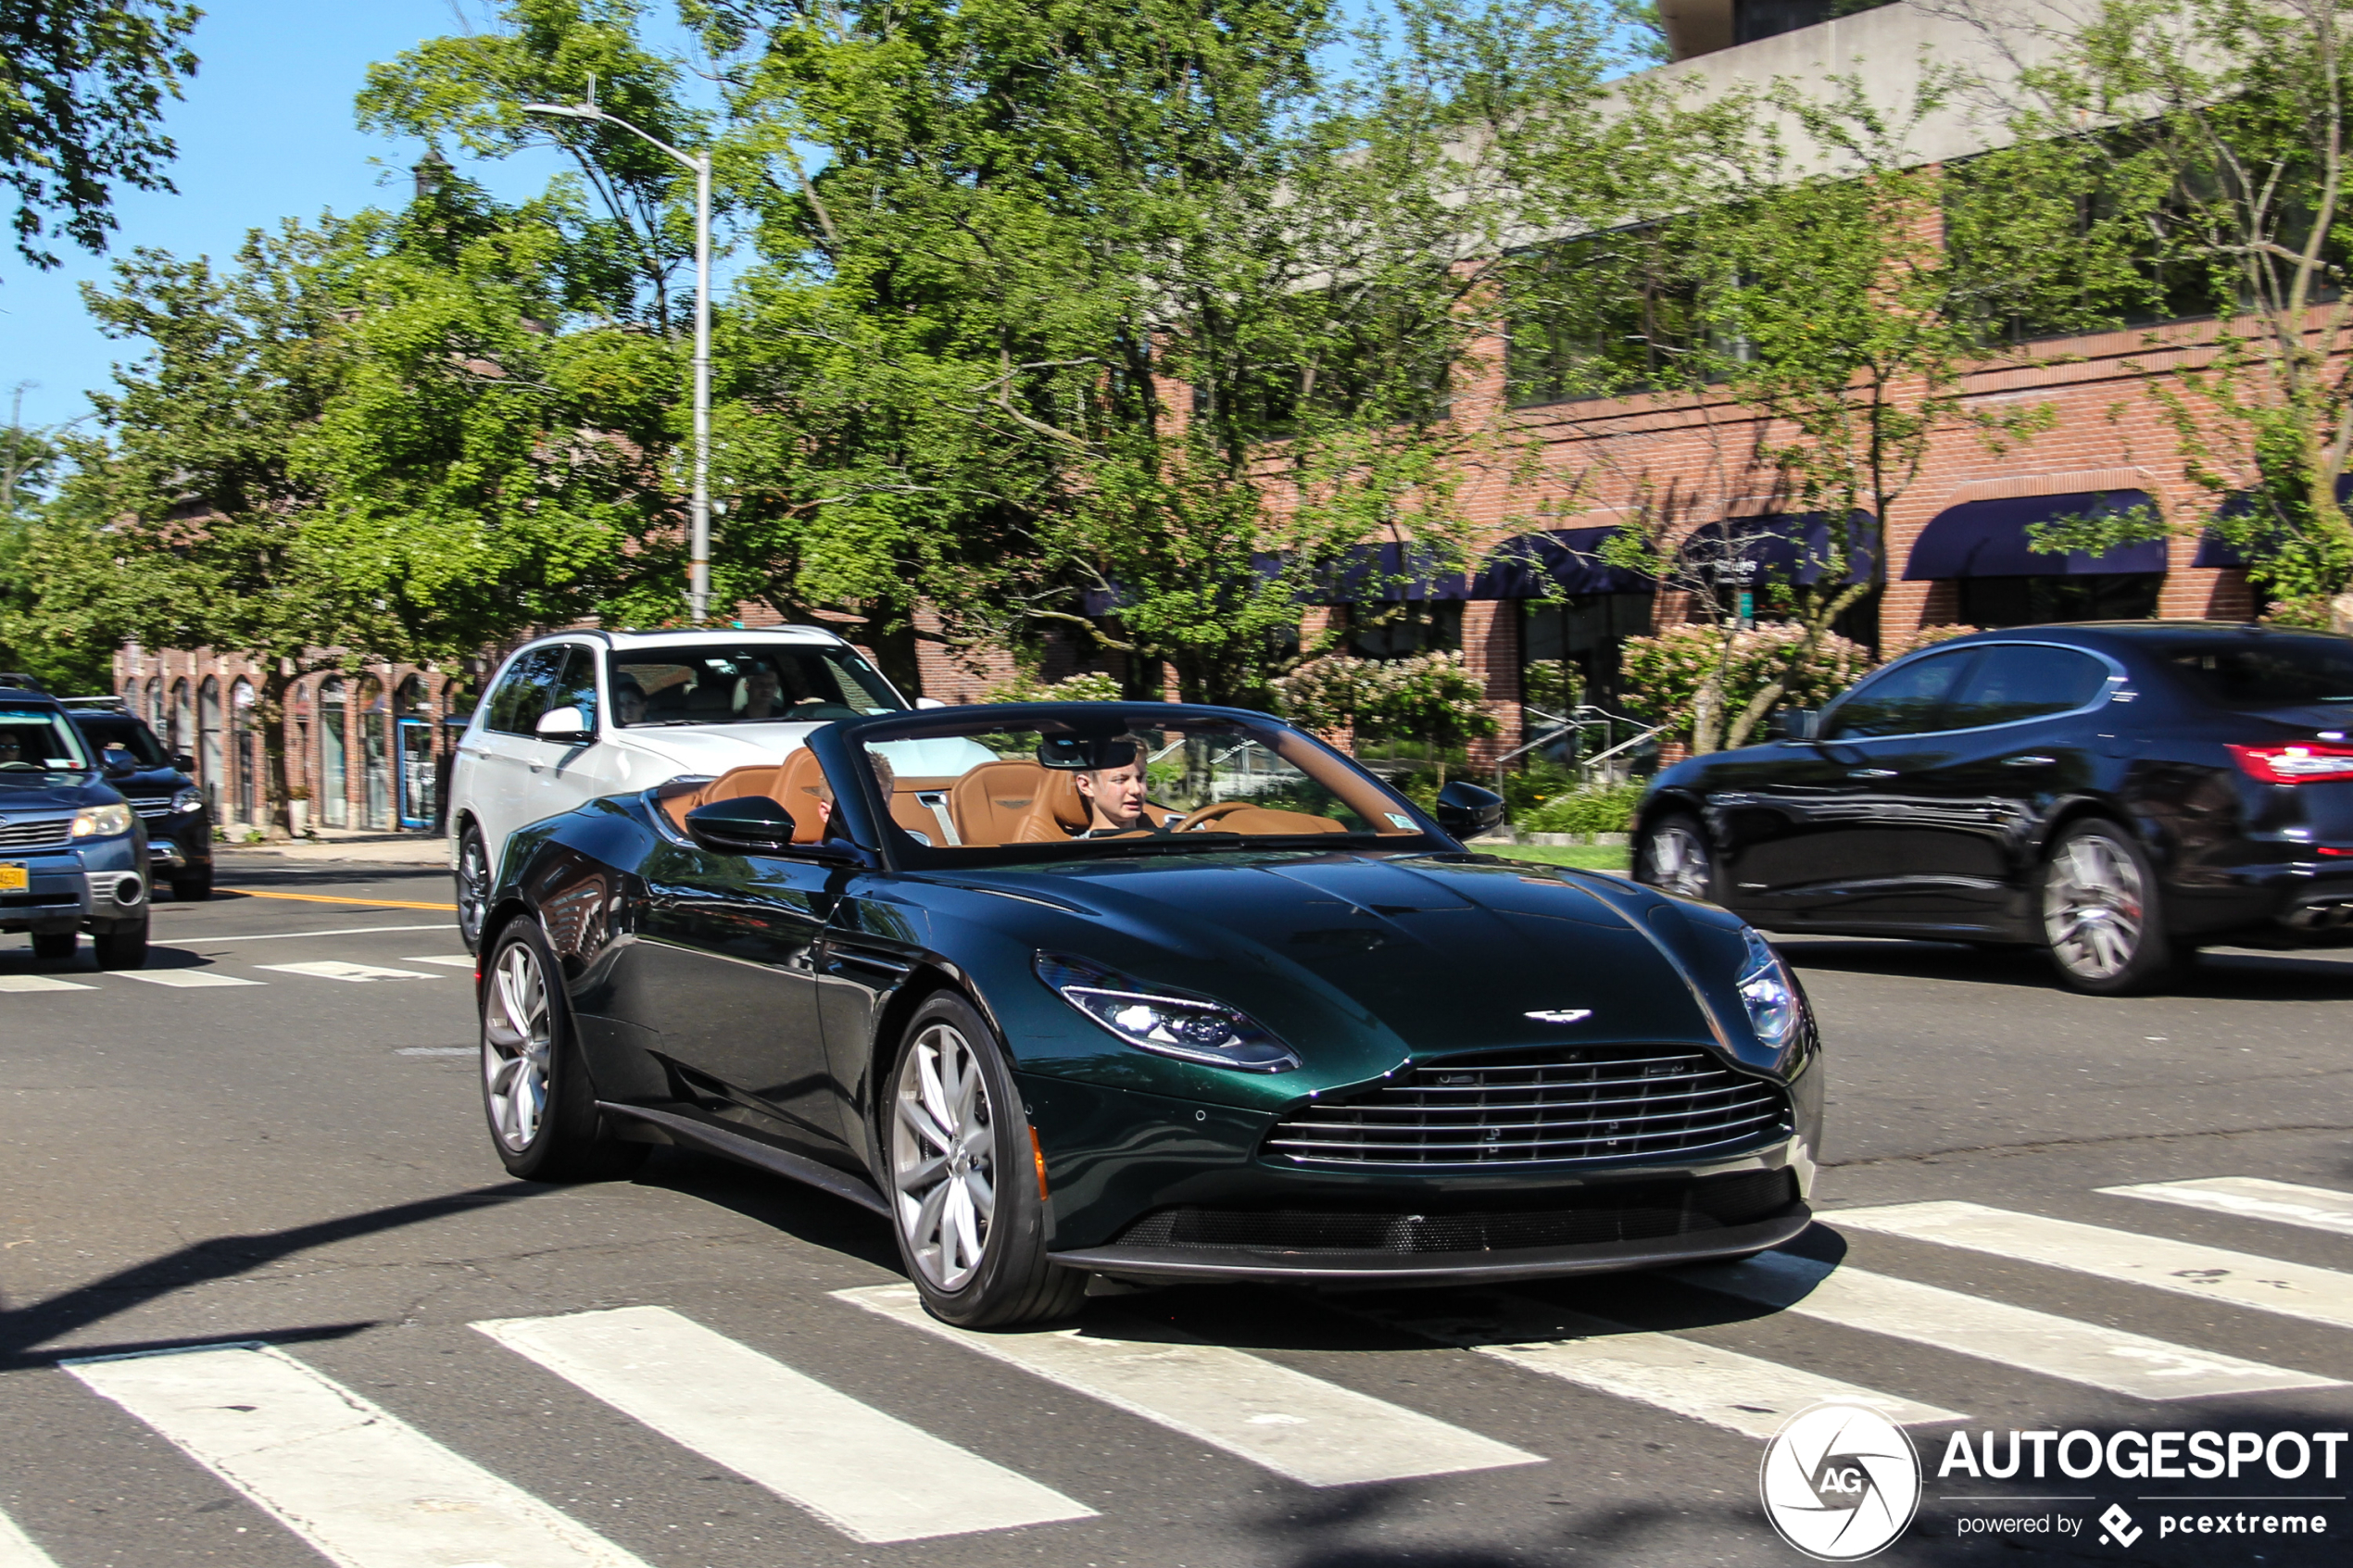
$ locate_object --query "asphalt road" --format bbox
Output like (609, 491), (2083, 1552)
(2, 854), (2349, 1567)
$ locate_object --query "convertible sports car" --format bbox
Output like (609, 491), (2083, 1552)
(474, 703), (1822, 1327)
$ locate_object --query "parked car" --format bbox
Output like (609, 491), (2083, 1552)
(471, 701), (1820, 1327)
(1633, 621), (2353, 993)
(0, 688), (150, 968)
(447, 627), (941, 950)
(61, 699), (213, 900)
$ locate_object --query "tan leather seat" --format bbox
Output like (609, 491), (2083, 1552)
(658, 747), (825, 844)
(1013, 770), (1092, 842)
(950, 760), (1049, 847)
(774, 748), (827, 844)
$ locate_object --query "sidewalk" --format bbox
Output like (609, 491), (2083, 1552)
(216, 830), (449, 868)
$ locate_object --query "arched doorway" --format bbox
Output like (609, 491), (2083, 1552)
(358, 675), (393, 830)
(319, 677), (349, 829)
(231, 679), (258, 825)
(198, 677), (223, 818)
(394, 676), (436, 829)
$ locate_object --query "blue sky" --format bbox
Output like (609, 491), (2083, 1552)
(1, 1), (700, 433)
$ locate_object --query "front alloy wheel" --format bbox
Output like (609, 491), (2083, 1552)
(891, 1021), (998, 1292)
(484, 938), (552, 1156)
(456, 826), (488, 952)
(478, 921), (646, 1181)
(1644, 814), (1717, 902)
(2041, 821), (2171, 995)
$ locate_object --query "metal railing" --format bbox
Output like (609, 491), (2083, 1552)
(1493, 703), (1667, 791)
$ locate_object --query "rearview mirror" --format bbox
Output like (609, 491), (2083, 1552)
(535, 705), (593, 743)
(1433, 780), (1506, 839)
(685, 796), (799, 856)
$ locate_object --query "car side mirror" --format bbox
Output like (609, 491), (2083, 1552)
(172, 752), (196, 773)
(685, 796), (799, 856)
(1433, 780), (1506, 838)
(535, 705), (593, 743)
(914, 696), (949, 710)
(102, 746), (138, 777)
(1772, 708), (1821, 741)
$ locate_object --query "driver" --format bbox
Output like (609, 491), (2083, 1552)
(737, 664), (786, 721)
(0, 730), (24, 766)
(1071, 740), (1167, 837)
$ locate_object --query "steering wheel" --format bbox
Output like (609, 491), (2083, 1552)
(1168, 800), (1255, 833)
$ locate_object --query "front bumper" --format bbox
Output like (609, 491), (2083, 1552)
(0, 839), (147, 931)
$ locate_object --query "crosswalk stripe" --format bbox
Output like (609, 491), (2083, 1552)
(1670, 1251), (2337, 1399)
(399, 955), (477, 969)
(1834, 1200), (2353, 1332)
(2101, 1176), (2353, 1238)
(256, 960), (442, 984)
(0, 1507), (60, 1568)
(0, 975), (94, 993)
(64, 1342), (648, 1568)
(1344, 1294), (1959, 1441)
(119, 970), (266, 988)
(837, 1284), (1541, 1486)
(475, 1306), (1092, 1543)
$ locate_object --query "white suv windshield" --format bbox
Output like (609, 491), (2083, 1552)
(610, 645), (905, 726)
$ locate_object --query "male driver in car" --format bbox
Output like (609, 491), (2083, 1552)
(1072, 739), (1169, 837)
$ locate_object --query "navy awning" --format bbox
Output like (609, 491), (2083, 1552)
(1683, 512), (1876, 587)
(1905, 490), (2164, 579)
(1299, 541), (1471, 605)
(1471, 527), (1655, 598)
(2192, 475), (2353, 568)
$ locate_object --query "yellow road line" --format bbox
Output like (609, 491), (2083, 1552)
(221, 888), (459, 912)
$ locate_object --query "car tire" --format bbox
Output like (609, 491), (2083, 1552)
(2039, 818), (2174, 995)
(1639, 811), (1721, 904)
(170, 871), (212, 901)
(479, 918), (648, 1182)
(93, 916), (149, 970)
(456, 824), (489, 954)
(885, 992), (1086, 1330)
(30, 931), (76, 966)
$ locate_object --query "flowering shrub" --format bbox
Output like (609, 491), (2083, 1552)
(983, 669), (1126, 704)
(1269, 650), (1498, 747)
(1518, 782), (1644, 835)
(1621, 621), (1873, 748)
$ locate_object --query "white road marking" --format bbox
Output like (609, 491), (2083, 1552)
(837, 1284), (1540, 1486)
(1347, 1294), (1959, 1441)
(0, 1506), (59, 1568)
(2102, 1176), (2353, 1238)
(476, 1306), (1091, 1543)
(396, 1047), (473, 1057)
(0, 975), (94, 993)
(1834, 1200), (2353, 1332)
(398, 955), (477, 968)
(257, 961), (442, 984)
(64, 1341), (648, 1568)
(198, 923), (451, 944)
(1671, 1251), (2336, 1399)
(118, 970), (266, 988)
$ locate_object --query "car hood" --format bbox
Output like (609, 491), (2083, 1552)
(612, 723), (827, 779)
(0, 774), (112, 810)
(971, 850), (1753, 1087)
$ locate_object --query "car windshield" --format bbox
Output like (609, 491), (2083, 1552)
(70, 715), (170, 767)
(610, 645), (905, 726)
(849, 709), (1434, 858)
(0, 709), (93, 776)
(2165, 636), (2353, 708)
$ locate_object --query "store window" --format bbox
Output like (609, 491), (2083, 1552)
(1521, 594), (1654, 715)
(1957, 573), (2162, 628)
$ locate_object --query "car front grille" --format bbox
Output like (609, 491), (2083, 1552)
(0, 817), (73, 851)
(128, 797), (171, 820)
(1264, 1047), (1792, 1169)
(1114, 1169), (1798, 1254)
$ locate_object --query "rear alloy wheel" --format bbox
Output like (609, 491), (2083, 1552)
(1642, 812), (1719, 903)
(2040, 819), (2173, 995)
(93, 916), (148, 970)
(480, 920), (647, 1181)
(455, 825), (489, 953)
(887, 993), (1085, 1328)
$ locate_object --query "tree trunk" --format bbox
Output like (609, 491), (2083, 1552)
(258, 664), (296, 843)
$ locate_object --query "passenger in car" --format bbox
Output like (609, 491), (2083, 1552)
(612, 675), (648, 728)
(814, 753), (929, 845)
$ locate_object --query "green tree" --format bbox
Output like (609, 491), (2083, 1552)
(2, 0), (200, 270)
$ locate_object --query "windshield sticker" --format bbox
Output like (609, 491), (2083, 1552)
(1386, 813), (1415, 831)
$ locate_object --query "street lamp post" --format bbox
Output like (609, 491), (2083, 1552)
(522, 97), (713, 625)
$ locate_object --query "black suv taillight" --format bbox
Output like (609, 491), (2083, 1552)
(2228, 742), (2353, 783)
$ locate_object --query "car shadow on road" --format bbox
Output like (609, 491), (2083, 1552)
(629, 1146), (903, 1273)
(1777, 936), (2353, 999)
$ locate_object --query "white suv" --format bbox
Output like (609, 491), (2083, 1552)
(449, 627), (920, 948)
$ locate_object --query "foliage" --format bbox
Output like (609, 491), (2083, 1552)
(1517, 780), (1643, 834)
(1876, 622), (1983, 661)
(0, 414), (109, 690)
(1620, 621), (1872, 748)
(982, 669), (1125, 704)
(0, 0), (198, 270)
(1269, 650), (1498, 750)
(1962, 0), (2353, 614)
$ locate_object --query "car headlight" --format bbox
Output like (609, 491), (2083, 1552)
(70, 802), (135, 839)
(1036, 953), (1300, 1073)
(170, 785), (204, 813)
(1737, 927), (1803, 1053)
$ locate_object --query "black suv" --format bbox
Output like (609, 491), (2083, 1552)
(1634, 622), (2353, 994)
(61, 699), (214, 900)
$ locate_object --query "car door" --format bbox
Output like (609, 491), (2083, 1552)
(1872, 641), (2120, 930)
(520, 644), (627, 827)
(463, 646), (562, 866)
(629, 820), (845, 1159)
(1749, 646), (1985, 923)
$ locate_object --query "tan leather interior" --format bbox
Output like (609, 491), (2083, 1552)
(659, 750), (825, 843)
(950, 760), (1049, 846)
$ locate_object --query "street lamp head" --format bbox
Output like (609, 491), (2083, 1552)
(522, 102), (601, 121)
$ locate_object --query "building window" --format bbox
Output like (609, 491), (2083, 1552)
(1956, 573), (2164, 628)
(1506, 228), (1717, 408)
(1336, 602), (1463, 660)
(1521, 594), (1654, 715)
